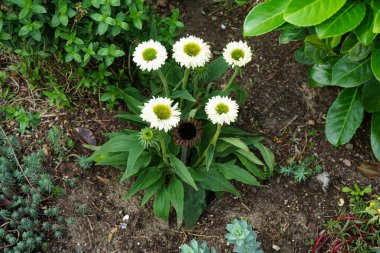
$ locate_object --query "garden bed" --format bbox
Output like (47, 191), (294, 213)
(1, 0), (379, 252)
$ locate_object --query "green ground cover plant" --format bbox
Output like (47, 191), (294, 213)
(0, 0), (183, 108)
(243, 0), (380, 161)
(309, 185), (380, 252)
(90, 37), (275, 227)
(181, 218), (263, 253)
(0, 127), (72, 252)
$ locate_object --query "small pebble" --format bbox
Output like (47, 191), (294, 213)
(211, 16), (217, 21)
(338, 198), (345, 207)
(221, 24), (226, 30)
(345, 144), (353, 150)
(342, 159), (351, 167)
(272, 245), (280, 251)
(306, 119), (315, 126)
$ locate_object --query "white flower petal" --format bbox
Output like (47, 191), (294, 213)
(205, 96), (239, 125)
(223, 41), (252, 67)
(173, 36), (211, 69)
(133, 40), (167, 71)
(140, 97), (180, 132)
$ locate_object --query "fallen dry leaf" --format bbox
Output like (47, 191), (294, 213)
(108, 227), (118, 243)
(356, 162), (380, 180)
(75, 127), (97, 145)
(96, 175), (111, 185)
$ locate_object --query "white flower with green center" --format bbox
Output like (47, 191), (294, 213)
(140, 97), (180, 132)
(133, 40), (167, 71)
(205, 96), (239, 125)
(173, 36), (211, 69)
(223, 41), (252, 67)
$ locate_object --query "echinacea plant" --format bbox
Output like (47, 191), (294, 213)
(226, 219), (263, 253)
(181, 239), (216, 253)
(90, 37), (275, 227)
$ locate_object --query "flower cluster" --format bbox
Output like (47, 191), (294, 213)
(132, 36), (253, 71)
(140, 95), (239, 132)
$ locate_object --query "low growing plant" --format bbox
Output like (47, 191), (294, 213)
(90, 37), (274, 227)
(310, 185), (379, 252)
(181, 218), (263, 253)
(0, 127), (71, 252)
(279, 155), (323, 183)
(243, 0), (380, 161)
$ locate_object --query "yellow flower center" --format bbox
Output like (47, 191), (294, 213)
(184, 42), (201, 56)
(215, 103), (229, 115)
(142, 48), (157, 61)
(153, 104), (172, 120)
(231, 49), (245, 60)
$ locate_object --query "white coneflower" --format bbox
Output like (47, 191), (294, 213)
(223, 41), (252, 67)
(173, 36), (211, 69)
(133, 40), (167, 71)
(140, 97), (180, 132)
(205, 96), (239, 125)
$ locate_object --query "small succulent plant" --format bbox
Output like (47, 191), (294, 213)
(181, 239), (216, 253)
(225, 219), (263, 253)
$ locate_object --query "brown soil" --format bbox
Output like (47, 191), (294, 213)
(2, 1), (380, 253)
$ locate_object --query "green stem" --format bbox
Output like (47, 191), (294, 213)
(180, 68), (190, 109)
(193, 124), (222, 168)
(223, 67), (239, 91)
(158, 131), (170, 166)
(157, 69), (169, 97)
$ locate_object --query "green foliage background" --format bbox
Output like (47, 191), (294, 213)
(244, 0), (380, 161)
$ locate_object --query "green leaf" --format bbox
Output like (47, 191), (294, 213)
(371, 38), (380, 81)
(125, 141), (145, 180)
(341, 33), (358, 54)
(124, 167), (162, 200)
(59, 15), (69, 26)
(199, 169), (240, 196)
(234, 149), (264, 166)
(348, 43), (372, 62)
(315, 2), (366, 39)
(204, 56), (229, 83)
(97, 22), (108, 35)
(284, 0), (346, 27)
(310, 63), (333, 86)
(170, 156), (197, 190)
(184, 185), (206, 228)
(332, 56), (373, 87)
(219, 137), (249, 151)
(18, 25), (30, 36)
(216, 162), (260, 186)
(362, 79), (380, 112)
(141, 177), (164, 206)
(0, 32), (11, 40)
(167, 178), (184, 225)
(133, 18), (142, 30)
(205, 144), (215, 171)
(325, 87), (364, 146)
(171, 90), (196, 102)
(374, 10), (380, 33)
(19, 8), (30, 19)
(31, 4), (47, 14)
(91, 13), (103, 22)
(91, 134), (137, 158)
(252, 141), (275, 173)
(243, 0), (291, 36)
(371, 112), (380, 161)
(354, 8), (377, 46)
(153, 186), (170, 220)
(279, 27), (309, 44)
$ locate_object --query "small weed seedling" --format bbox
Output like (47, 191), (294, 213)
(279, 155), (323, 183)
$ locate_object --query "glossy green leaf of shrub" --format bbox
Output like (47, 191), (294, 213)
(315, 2), (366, 39)
(363, 79), (380, 113)
(371, 38), (380, 81)
(374, 10), (380, 33)
(325, 87), (364, 146)
(284, 0), (346, 27)
(354, 7), (377, 46)
(371, 113), (380, 161)
(243, 0), (291, 36)
(332, 56), (373, 87)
